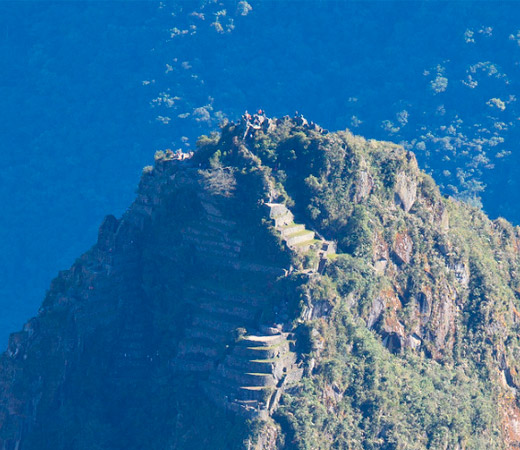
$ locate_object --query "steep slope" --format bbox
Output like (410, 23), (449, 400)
(1, 114), (520, 449)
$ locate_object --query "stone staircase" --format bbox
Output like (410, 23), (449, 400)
(170, 168), (335, 419)
(199, 198), (335, 418)
(267, 202), (316, 253)
(205, 331), (302, 419)
(266, 201), (336, 265)
(180, 192), (243, 263)
(172, 282), (267, 374)
(171, 190), (277, 376)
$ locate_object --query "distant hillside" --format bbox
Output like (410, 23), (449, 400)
(1, 115), (519, 449)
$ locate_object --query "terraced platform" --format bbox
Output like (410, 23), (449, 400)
(171, 191), (278, 376)
(170, 165), (334, 419)
(266, 201), (335, 262)
(205, 332), (302, 418)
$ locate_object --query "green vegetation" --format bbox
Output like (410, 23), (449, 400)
(198, 118), (520, 448)
(5, 117), (520, 449)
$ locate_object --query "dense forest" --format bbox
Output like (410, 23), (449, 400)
(2, 1), (520, 343)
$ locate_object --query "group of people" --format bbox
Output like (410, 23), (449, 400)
(165, 149), (194, 160)
(241, 110), (324, 135)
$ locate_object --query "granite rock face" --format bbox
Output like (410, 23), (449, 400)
(394, 170), (417, 213)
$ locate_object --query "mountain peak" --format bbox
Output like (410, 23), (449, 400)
(1, 116), (520, 449)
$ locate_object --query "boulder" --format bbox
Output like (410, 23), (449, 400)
(394, 171), (417, 212)
(372, 233), (389, 273)
(393, 232), (413, 265)
(354, 170), (374, 203)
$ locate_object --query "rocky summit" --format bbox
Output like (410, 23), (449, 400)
(1, 113), (520, 449)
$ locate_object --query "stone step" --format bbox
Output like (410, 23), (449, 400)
(267, 203), (290, 219)
(229, 261), (286, 276)
(191, 245), (241, 262)
(223, 354), (277, 373)
(234, 340), (290, 360)
(235, 399), (262, 409)
(184, 225), (222, 241)
(238, 334), (287, 347)
(184, 285), (267, 308)
(192, 312), (243, 334)
(291, 239), (317, 253)
(206, 214), (236, 229)
(218, 356), (273, 376)
(274, 213), (293, 228)
(223, 352), (298, 381)
(184, 326), (232, 344)
(235, 401), (269, 420)
(182, 228), (221, 245)
(197, 301), (259, 322)
(285, 230), (316, 247)
(279, 223), (305, 238)
(199, 256), (286, 277)
(204, 379), (268, 418)
(236, 385), (275, 402)
(177, 337), (223, 359)
(217, 366), (277, 387)
(266, 203), (294, 227)
(207, 372), (242, 395)
(182, 235), (241, 256)
(171, 355), (214, 373)
(200, 200), (223, 218)
(208, 372), (274, 402)
(183, 226), (242, 249)
(205, 221), (233, 236)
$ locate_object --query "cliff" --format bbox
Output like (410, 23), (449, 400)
(1, 113), (520, 449)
